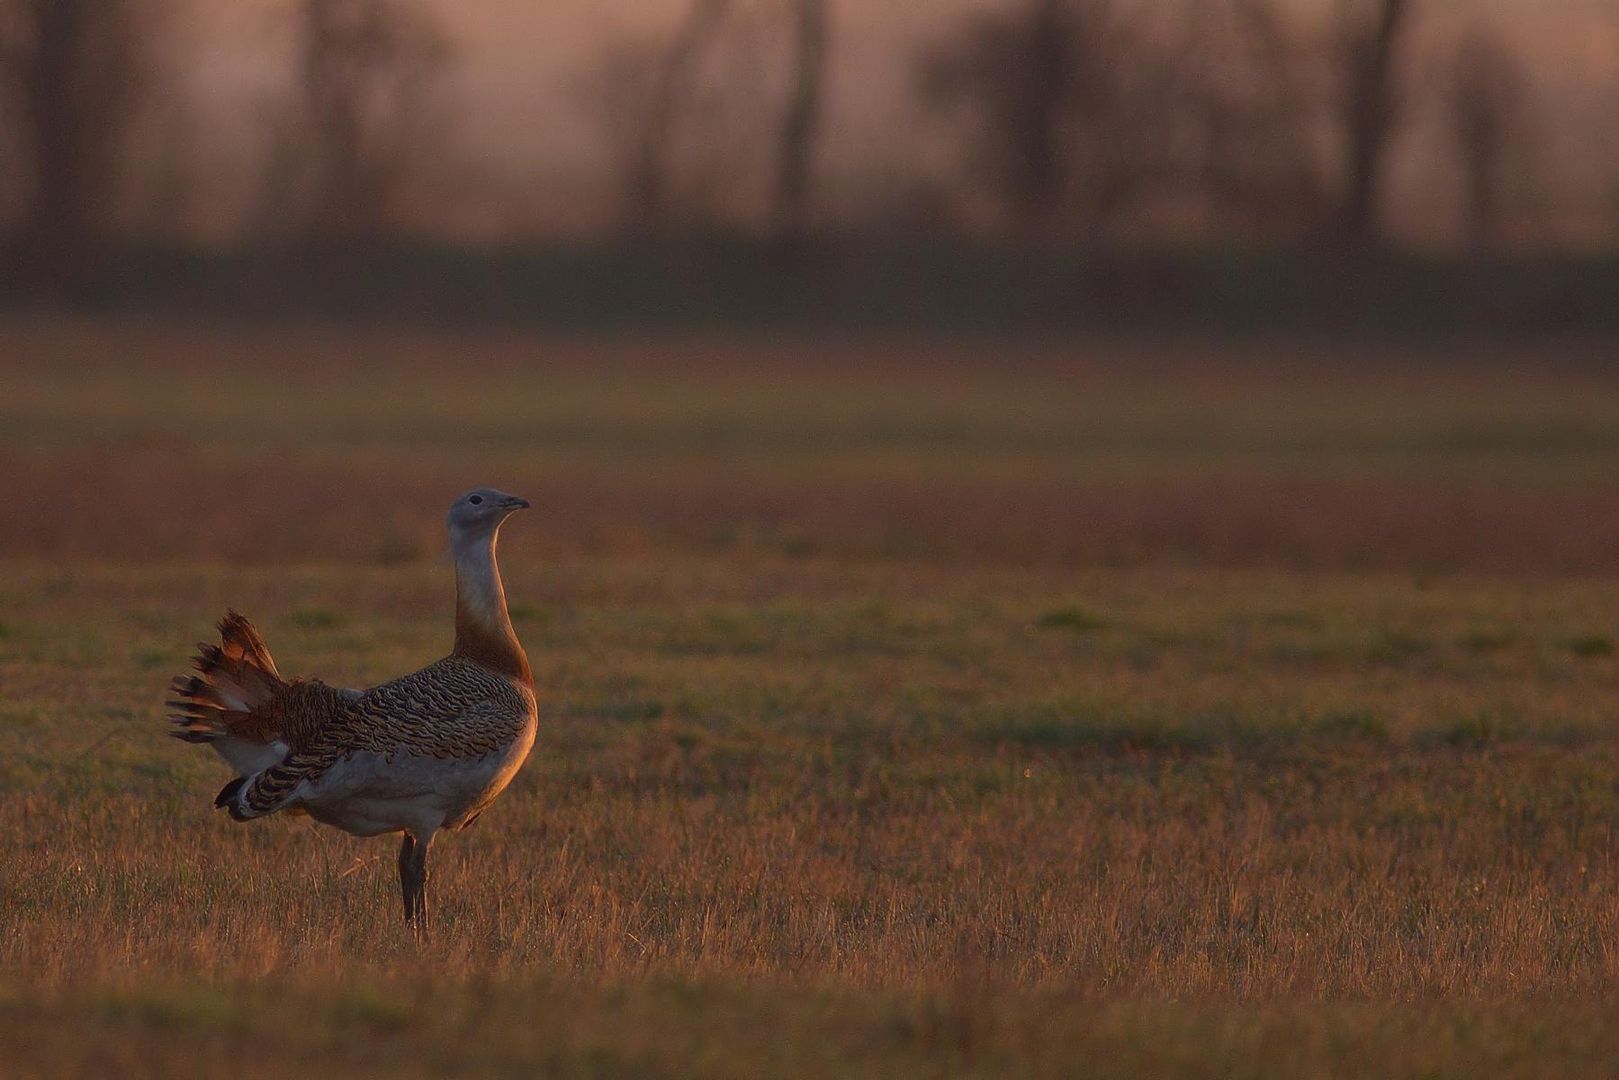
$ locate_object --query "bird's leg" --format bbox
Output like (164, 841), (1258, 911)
(398, 834), (417, 924)
(415, 833), (433, 938)
(403, 831), (434, 942)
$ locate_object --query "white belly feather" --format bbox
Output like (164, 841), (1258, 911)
(298, 718), (536, 837)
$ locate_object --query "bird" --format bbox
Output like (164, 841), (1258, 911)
(166, 488), (538, 935)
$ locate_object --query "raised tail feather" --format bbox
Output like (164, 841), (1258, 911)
(166, 610), (286, 745)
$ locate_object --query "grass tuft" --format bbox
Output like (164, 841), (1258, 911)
(1566, 635), (1615, 659)
(1431, 709), (1525, 748)
(1312, 709), (1390, 743)
(290, 608), (345, 630)
(1457, 629), (1518, 654)
(507, 602), (550, 625)
(371, 530), (423, 566)
(1033, 605), (1109, 633)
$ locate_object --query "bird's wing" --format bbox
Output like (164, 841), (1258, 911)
(225, 682), (364, 817)
(353, 658), (533, 758)
(231, 658), (529, 818)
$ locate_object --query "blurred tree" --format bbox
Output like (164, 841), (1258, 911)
(617, 0), (732, 233)
(917, 0), (1180, 243)
(1330, 0), (1416, 248)
(919, 0), (1094, 238)
(1446, 25), (1528, 252)
(584, 0), (833, 238)
(0, 0), (164, 266)
(1186, 0), (1328, 239)
(772, 0), (830, 246)
(262, 0), (451, 239)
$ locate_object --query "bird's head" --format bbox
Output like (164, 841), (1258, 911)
(447, 487), (530, 544)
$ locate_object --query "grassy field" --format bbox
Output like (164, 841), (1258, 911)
(3, 319), (1619, 1076)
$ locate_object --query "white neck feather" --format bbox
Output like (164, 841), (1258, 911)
(453, 534), (501, 621)
(453, 528), (512, 633)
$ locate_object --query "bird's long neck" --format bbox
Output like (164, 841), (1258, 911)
(452, 528), (532, 685)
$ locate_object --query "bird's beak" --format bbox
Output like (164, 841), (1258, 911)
(504, 496), (531, 511)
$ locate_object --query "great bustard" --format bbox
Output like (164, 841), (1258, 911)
(167, 488), (538, 934)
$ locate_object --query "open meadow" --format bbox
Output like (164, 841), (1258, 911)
(3, 320), (1619, 1076)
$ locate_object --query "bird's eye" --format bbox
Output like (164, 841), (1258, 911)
(469, 495), (483, 505)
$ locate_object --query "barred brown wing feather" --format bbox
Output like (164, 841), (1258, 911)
(237, 657), (531, 816)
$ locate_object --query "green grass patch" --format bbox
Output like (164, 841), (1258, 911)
(1034, 605), (1110, 633)
(1457, 629), (1518, 654)
(507, 602), (548, 624)
(290, 608), (346, 630)
(1311, 709), (1390, 743)
(1430, 708), (1527, 748)
(1566, 634), (1615, 659)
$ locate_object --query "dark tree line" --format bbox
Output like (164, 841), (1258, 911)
(0, 0), (1570, 259)
(914, 0), (1436, 248)
(1, 0), (449, 263)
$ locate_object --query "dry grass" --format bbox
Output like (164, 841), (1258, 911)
(4, 318), (1619, 1075)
